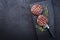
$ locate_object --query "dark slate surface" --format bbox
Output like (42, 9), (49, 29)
(0, 0), (37, 40)
(52, 0), (60, 40)
(0, 0), (60, 40)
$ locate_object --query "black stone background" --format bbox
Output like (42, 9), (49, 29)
(0, 0), (60, 40)
(52, 0), (60, 40)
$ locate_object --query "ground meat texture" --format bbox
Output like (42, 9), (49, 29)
(31, 4), (43, 16)
(37, 15), (48, 26)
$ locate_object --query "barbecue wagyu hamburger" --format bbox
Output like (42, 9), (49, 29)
(37, 15), (48, 26)
(31, 4), (43, 16)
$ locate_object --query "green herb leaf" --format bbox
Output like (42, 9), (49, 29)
(35, 24), (46, 32)
(45, 6), (48, 16)
(39, 27), (46, 32)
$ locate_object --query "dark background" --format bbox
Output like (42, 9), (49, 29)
(52, 0), (60, 40)
(0, 0), (60, 40)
